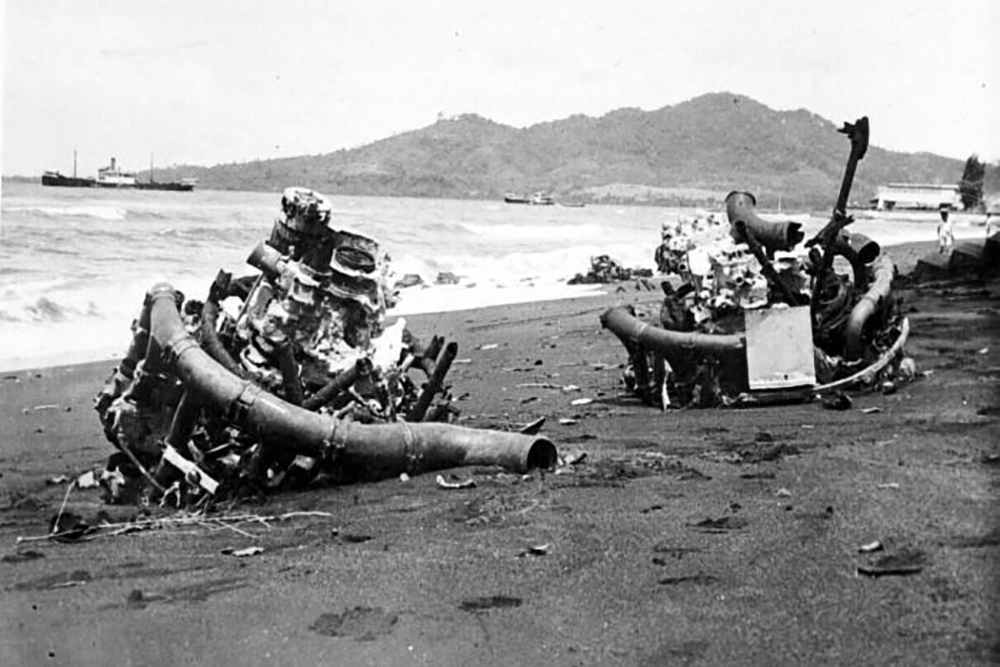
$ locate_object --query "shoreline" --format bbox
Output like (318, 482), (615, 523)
(0, 237), (955, 375)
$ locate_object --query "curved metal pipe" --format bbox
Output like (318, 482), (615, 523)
(832, 232), (881, 290)
(844, 253), (895, 360)
(247, 241), (284, 277)
(146, 283), (556, 478)
(843, 232), (880, 265)
(600, 306), (744, 360)
(831, 237), (866, 291)
(200, 298), (246, 378)
(302, 360), (367, 412)
(198, 270), (246, 378)
(725, 191), (804, 254)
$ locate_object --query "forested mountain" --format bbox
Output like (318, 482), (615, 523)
(145, 92), (970, 209)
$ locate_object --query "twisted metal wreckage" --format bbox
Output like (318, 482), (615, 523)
(603, 117), (913, 408)
(95, 188), (556, 506)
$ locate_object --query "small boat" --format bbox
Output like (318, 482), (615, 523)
(504, 192), (531, 204)
(504, 191), (555, 205)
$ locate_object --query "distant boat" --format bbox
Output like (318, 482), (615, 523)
(41, 153), (195, 191)
(504, 191), (555, 205)
(504, 192), (531, 204)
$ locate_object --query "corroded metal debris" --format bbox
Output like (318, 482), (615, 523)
(95, 187), (556, 506)
(604, 117), (913, 408)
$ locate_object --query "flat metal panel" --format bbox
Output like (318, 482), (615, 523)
(745, 306), (816, 390)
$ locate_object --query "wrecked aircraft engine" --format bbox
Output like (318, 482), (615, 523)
(95, 187), (556, 505)
(606, 117), (913, 408)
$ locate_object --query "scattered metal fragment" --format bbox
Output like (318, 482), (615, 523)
(519, 417), (546, 435)
(75, 470), (99, 489)
(858, 550), (925, 577)
(222, 546), (264, 557)
(559, 448), (587, 466)
(436, 474), (477, 490)
(518, 543), (550, 557)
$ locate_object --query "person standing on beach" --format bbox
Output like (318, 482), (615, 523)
(937, 207), (954, 253)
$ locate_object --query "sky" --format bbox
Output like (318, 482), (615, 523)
(2, 0), (997, 177)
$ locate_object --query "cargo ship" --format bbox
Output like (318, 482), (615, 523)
(41, 153), (196, 191)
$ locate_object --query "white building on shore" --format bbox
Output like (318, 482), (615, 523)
(873, 183), (961, 211)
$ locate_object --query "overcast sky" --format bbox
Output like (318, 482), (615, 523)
(2, 0), (997, 176)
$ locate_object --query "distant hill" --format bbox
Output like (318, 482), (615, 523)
(145, 92), (975, 209)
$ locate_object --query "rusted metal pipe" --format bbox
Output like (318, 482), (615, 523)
(844, 253), (895, 360)
(301, 359), (368, 411)
(600, 306), (745, 360)
(272, 343), (304, 406)
(119, 295), (153, 382)
(146, 283), (556, 477)
(200, 272), (246, 378)
(725, 191), (804, 254)
(408, 341), (458, 422)
(843, 232), (880, 265)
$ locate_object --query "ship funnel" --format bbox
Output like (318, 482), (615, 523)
(110, 157), (117, 170)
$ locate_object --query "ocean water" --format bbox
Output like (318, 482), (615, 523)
(0, 181), (986, 372)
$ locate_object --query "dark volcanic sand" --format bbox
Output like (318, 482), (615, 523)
(1, 241), (998, 665)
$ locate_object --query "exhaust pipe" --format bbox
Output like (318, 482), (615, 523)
(725, 191), (804, 254)
(146, 283), (557, 479)
(844, 253), (895, 360)
(600, 306), (745, 360)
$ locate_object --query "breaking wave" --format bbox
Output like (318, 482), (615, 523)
(7, 205), (129, 221)
(0, 295), (101, 324)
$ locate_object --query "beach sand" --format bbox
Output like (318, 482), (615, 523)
(1, 240), (998, 665)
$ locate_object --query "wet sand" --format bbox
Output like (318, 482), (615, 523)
(1, 240), (998, 665)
